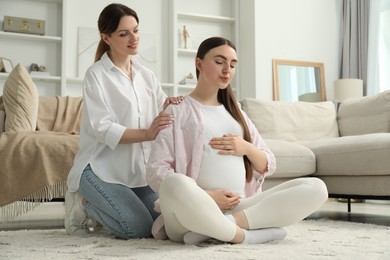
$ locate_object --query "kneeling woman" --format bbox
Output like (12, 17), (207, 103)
(146, 36), (328, 245)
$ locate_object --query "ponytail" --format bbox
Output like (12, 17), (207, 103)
(95, 39), (109, 62)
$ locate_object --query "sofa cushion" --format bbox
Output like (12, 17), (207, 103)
(303, 133), (390, 177)
(337, 90), (390, 136)
(265, 139), (316, 178)
(240, 98), (339, 142)
(3, 63), (38, 132)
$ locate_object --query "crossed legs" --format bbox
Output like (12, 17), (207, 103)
(159, 174), (328, 244)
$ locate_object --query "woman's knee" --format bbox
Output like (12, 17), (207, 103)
(117, 216), (154, 239)
(316, 178), (328, 203)
(160, 174), (194, 197)
(304, 177), (328, 204)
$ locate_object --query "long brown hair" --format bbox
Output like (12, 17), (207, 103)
(95, 3), (139, 62)
(196, 37), (253, 182)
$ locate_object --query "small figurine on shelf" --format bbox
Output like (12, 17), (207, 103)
(39, 65), (48, 72)
(182, 25), (190, 49)
(29, 63), (50, 76)
(30, 63), (39, 72)
(179, 72), (197, 85)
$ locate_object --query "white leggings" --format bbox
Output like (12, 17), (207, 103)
(159, 174), (328, 243)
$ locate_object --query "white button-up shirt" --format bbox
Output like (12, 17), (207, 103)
(67, 52), (167, 191)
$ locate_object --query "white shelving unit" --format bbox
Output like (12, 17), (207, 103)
(164, 0), (239, 97)
(0, 1), (239, 98)
(0, 0), (66, 96)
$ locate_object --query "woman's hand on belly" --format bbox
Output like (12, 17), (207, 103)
(209, 134), (249, 156)
(206, 189), (241, 212)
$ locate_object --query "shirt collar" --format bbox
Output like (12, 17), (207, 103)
(101, 52), (141, 76)
(101, 52), (114, 71)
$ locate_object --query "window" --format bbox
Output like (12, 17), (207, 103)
(367, 0), (390, 94)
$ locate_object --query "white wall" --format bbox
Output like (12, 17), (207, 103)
(64, 0), (164, 79)
(239, 0), (342, 100)
(63, 0), (342, 100)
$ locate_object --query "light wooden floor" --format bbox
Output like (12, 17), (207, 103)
(1, 199), (390, 230)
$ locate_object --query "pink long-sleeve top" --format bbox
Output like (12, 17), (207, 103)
(146, 95), (276, 239)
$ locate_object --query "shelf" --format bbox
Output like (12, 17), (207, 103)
(0, 73), (9, 79)
(0, 31), (62, 43)
(0, 72), (60, 82)
(30, 75), (61, 82)
(29, 0), (62, 3)
(161, 83), (195, 90)
(165, 0), (238, 97)
(64, 81), (180, 90)
(178, 48), (197, 55)
(0, 0), (65, 96)
(14, 0), (63, 3)
(161, 83), (175, 88)
(178, 84), (196, 90)
(177, 13), (235, 23)
(66, 77), (83, 83)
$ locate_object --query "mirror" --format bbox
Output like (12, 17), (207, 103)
(272, 59), (326, 102)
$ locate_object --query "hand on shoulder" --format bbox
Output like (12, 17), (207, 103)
(163, 96), (185, 110)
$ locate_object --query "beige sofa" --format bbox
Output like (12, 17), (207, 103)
(240, 90), (390, 211)
(0, 64), (82, 221)
(1, 63), (389, 219)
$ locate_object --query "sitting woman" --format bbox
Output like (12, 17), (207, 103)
(146, 36), (328, 245)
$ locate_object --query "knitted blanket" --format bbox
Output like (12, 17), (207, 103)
(0, 96), (82, 221)
(0, 131), (79, 221)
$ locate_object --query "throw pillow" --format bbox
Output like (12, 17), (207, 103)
(3, 63), (39, 132)
(240, 98), (339, 142)
(337, 90), (390, 136)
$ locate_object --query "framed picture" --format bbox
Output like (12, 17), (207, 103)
(0, 57), (14, 73)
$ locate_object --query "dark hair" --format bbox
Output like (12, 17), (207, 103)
(196, 37), (254, 182)
(95, 3), (139, 62)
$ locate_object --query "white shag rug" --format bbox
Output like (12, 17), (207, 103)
(1, 219), (389, 260)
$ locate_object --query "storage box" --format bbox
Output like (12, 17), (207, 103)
(3, 16), (45, 35)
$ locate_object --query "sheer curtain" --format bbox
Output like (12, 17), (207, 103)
(340, 0), (370, 95)
(367, 0), (390, 95)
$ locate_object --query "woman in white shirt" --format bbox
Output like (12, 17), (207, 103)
(146, 36), (328, 244)
(65, 3), (182, 239)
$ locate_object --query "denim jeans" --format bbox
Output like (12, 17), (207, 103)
(78, 164), (159, 239)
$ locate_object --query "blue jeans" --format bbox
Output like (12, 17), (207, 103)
(78, 164), (159, 239)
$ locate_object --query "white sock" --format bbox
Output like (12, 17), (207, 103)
(242, 228), (287, 244)
(183, 214), (236, 245)
(183, 232), (210, 245)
